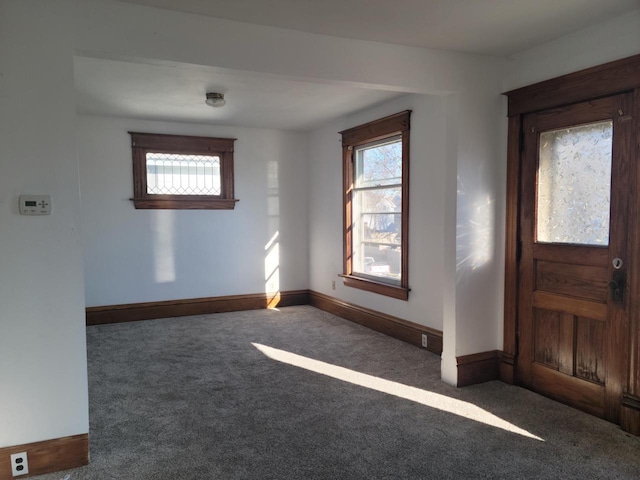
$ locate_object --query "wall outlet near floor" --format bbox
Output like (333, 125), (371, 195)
(11, 452), (29, 476)
(331, 280), (336, 290)
(421, 334), (428, 349)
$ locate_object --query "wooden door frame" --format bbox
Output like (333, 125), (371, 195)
(502, 53), (640, 434)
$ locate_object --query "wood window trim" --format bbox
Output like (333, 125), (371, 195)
(338, 274), (409, 300)
(129, 132), (238, 210)
(340, 110), (411, 300)
(502, 53), (640, 404)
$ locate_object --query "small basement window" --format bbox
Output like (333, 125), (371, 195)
(129, 132), (238, 209)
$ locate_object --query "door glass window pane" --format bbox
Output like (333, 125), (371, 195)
(537, 120), (612, 246)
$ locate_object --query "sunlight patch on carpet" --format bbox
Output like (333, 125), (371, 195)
(253, 343), (544, 441)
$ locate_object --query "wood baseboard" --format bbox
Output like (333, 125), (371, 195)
(499, 352), (516, 385)
(87, 289), (442, 354)
(621, 394), (640, 435)
(86, 290), (310, 325)
(457, 350), (500, 387)
(308, 290), (442, 355)
(0, 434), (88, 479)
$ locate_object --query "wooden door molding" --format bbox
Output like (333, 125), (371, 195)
(501, 115), (521, 385)
(626, 87), (640, 432)
(503, 53), (640, 434)
(504, 53), (640, 116)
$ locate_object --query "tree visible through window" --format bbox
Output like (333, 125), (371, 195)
(340, 111), (410, 300)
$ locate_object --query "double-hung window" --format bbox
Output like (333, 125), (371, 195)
(340, 111), (411, 300)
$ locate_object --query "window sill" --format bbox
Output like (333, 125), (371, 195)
(131, 197), (239, 210)
(339, 274), (409, 300)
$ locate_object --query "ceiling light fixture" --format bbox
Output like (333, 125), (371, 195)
(205, 92), (226, 108)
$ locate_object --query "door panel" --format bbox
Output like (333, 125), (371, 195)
(531, 363), (604, 418)
(575, 316), (606, 384)
(535, 261), (608, 301)
(517, 93), (633, 423)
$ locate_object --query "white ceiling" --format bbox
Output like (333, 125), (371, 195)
(78, 0), (640, 130)
(74, 57), (402, 131)
(117, 0), (640, 56)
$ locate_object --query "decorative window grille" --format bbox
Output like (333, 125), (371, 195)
(129, 132), (237, 210)
(146, 153), (221, 196)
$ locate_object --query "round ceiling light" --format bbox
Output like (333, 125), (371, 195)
(205, 92), (226, 108)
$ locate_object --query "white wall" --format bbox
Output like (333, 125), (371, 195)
(503, 9), (640, 91)
(78, 116), (309, 307)
(74, 0), (501, 97)
(313, 7), (640, 382)
(1, 0), (511, 450)
(307, 87), (506, 386)
(309, 94), (449, 330)
(0, 0), (88, 447)
(452, 91), (506, 361)
(72, 0), (506, 383)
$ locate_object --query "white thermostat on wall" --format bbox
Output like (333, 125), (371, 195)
(19, 195), (51, 215)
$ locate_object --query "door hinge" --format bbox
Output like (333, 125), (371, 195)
(515, 334), (520, 357)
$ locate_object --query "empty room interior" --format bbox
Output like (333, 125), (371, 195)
(2, 0), (640, 478)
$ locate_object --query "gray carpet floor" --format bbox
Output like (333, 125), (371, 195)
(35, 305), (640, 479)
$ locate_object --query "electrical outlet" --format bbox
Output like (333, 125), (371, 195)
(11, 452), (29, 476)
(331, 280), (336, 290)
(421, 334), (428, 349)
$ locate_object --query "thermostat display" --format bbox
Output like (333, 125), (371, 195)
(19, 195), (51, 215)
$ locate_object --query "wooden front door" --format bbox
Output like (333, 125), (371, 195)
(517, 93), (634, 422)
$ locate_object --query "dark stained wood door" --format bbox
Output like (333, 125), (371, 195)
(518, 93), (634, 422)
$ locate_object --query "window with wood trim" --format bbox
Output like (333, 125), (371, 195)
(340, 110), (411, 300)
(129, 132), (238, 210)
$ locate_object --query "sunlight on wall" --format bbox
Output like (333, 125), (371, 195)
(456, 177), (495, 277)
(265, 160), (280, 308)
(152, 210), (176, 283)
(265, 231), (280, 308)
(253, 343), (544, 441)
(469, 195), (494, 269)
